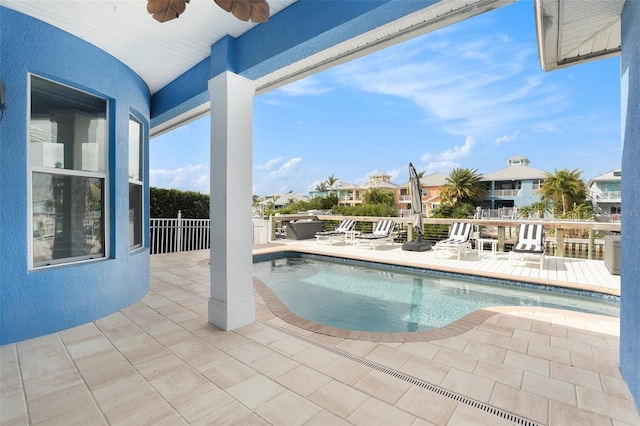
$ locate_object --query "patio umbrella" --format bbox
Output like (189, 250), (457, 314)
(408, 162), (423, 239)
(402, 162), (431, 251)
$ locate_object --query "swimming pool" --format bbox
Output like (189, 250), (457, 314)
(253, 254), (620, 333)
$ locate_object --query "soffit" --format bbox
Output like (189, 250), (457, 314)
(0, 0), (295, 94)
(535, 0), (623, 71)
(255, 0), (516, 93)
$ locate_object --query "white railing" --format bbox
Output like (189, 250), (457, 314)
(594, 191), (622, 200)
(150, 212), (210, 254)
(252, 218), (271, 245)
(491, 189), (522, 197)
(150, 212), (272, 254)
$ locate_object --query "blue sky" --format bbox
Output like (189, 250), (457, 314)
(150, 0), (621, 197)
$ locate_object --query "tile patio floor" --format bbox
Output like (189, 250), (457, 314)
(2, 241), (639, 425)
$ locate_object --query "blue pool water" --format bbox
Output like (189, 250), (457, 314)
(253, 256), (620, 333)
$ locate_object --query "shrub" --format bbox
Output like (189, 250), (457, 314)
(150, 187), (210, 218)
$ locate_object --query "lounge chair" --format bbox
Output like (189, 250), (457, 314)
(433, 222), (473, 260)
(509, 223), (545, 268)
(356, 219), (395, 250)
(315, 219), (356, 245)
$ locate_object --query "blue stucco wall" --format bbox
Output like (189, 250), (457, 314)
(619, 0), (640, 411)
(0, 8), (151, 345)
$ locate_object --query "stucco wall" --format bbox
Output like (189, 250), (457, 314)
(0, 9), (151, 345)
(619, 0), (640, 411)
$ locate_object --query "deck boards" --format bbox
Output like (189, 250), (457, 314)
(255, 239), (621, 296)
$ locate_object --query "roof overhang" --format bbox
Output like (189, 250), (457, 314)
(1, 0), (516, 135)
(535, 0), (624, 72)
(152, 0), (517, 136)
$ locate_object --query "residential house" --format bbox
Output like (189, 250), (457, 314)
(481, 156), (547, 212)
(398, 172), (448, 216)
(588, 168), (622, 215)
(360, 171), (402, 205)
(309, 173), (402, 208)
(256, 193), (310, 214)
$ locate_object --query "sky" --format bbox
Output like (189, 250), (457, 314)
(149, 0), (622, 197)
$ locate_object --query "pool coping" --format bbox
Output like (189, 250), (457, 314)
(248, 247), (620, 343)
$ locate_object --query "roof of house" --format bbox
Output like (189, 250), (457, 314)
(327, 180), (358, 190)
(589, 168), (622, 183)
(259, 194), (309, 206)
(507, 155), (530, 163)
(419, 172), (448, 187)
(482, 164), (547, 181)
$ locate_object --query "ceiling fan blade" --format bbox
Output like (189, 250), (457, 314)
(147, 0), (190, 23)
(147, 0), (168, 14)
(214, 0), (234, 13)
(249, 0), (269, 23)
(214, 0), (269, 23)
(231, 1), (252, 22)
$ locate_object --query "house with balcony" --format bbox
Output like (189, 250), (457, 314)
(360, 171), (402, 205)
(399, 172), (448, 216)
(588, 168), (622, 214)
(309, 173), (402, 208)
(481, 156), (547, 211)
(309, 179), (363, 206)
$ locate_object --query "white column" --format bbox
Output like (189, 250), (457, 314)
(208, 72), (255, 330)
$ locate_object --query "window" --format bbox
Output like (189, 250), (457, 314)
(129, 117), (143, 250)
(29, 75), (107, 267)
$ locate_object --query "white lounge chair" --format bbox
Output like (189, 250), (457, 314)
(433, 222), (473, 260)
(509, 223), (545, 268)
(356, 219), (395, 250)
(315, 219), (356, 245)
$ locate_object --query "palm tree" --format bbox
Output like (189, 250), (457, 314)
(315, 181), (328, 192)
(540, 168), (586, 215)
(326, 174), (338, 188)
(530, 200), (551, 218)
(440, 168), (488, 207)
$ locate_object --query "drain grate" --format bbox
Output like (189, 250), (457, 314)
(157, 279), (540, 426)
(261, 320), (542, 426)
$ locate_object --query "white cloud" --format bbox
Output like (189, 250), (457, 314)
(329, 27), (565, 140)
(424, 161), (459, 173)
(253, 157), (303, 195)
(255, 156), (284, 170)
(277, 76), (333, 97)
(150, 164), (209, 193)
(440, 136), (475, 160)
(422, 136), (475, 162)
(306, 179), (326, 192)
(495, 130), (521, 146)
(385, 167), (403, 183)
(419, 136), (475, 172)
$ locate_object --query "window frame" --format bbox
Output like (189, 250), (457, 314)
(128, 115), (144, 251)
(27, 73), (110, 270)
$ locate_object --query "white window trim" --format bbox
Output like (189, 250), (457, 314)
(27, 73), (110, 270)
(129, 114), (144, 251)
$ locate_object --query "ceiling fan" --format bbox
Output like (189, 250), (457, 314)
(147, 0), (269, 23)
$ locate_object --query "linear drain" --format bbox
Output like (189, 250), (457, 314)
(260, 320), (541, 426)
(155, 280), (540, 425)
